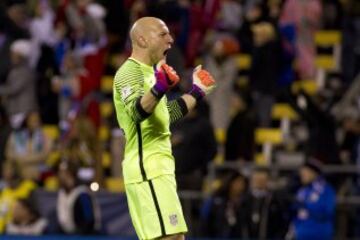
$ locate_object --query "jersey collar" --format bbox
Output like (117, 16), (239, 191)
(129, 58), (154, 73)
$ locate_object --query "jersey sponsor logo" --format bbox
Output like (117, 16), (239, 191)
(169, 214), (178, 226)
(121, 86), (132, 100)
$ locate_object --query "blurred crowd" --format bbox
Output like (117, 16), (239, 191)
(0, 0), (359, 238)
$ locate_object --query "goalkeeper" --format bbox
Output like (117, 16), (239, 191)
(113, 17), (215, 240)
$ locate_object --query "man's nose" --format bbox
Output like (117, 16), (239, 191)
(168, 34), (174, 44)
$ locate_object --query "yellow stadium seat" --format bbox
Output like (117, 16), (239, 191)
(98, 125), (110, 141)
(235, 54), (252, 70)
(102, 151), (111, 168)
(215, 128), (226, 144)
(315, 31), (341, 46)
(42, 125), (60, 140)
(105, 177), (124, 193)
(255, 128), (283, 145)
(202, 178), (223, 194)
(214, 153), (224, 165)
(292, 80), (318, 95)
(315, 55), (336, 70)
(255, 153), (266, 165)
(44, 176), (59, 191)
(100, 102), (114, 118)
(101, 76), (113, 93)
(46, 151), (60, 167)
(255, 128), (283, 165)
(235, 77), (249, 87)
(272, 104), (298, 120)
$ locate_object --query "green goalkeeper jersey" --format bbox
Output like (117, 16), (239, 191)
(113, 58), (186, 184)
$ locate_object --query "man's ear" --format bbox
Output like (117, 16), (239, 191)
(138, 36), (148, 48)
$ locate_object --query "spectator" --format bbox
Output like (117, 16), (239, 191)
(0, 161), (37, 234)
(110, 127), (125, 178)
(321, 0), (343, 30)
(288, 90), (340, 165)
(0, 106), (12, 177)
(0, 39), (37, 129)
(215, 0), (243, 34)
(237, 0), (268, 53)
(35, 43), (60, 125)
(0, 2), (30, 83)
(225, 89), (256, 162)
(240, 167), (289, 239)
(53, 49), (102, 130)
(56, 161), (101, 235)
(52, 51), (82, 123)
(6, 198), (48, 235)
(171, 101), (217, 191)
(64, 0), (92, 44)
(341, 0), (360, 84)
(249, 22), (282, 127)
(290, 159), (336, 240)
(280, 0), (322, 80)
(5, 111), (52, 182)
(61, 113), (102, 184)
(184, 0), (215, 67)
(332, 73), (360, 165)
(205, 35), (239, 130)
(201, 172), (247, 238)
(30, 0), (61, 125)
(108, 113), (126, 178)
(332, 72), (360, 122)
(29, 0), (59, 68)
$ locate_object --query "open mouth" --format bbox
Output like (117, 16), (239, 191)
(163, 49), (169, 56)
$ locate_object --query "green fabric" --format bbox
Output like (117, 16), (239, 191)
(125, 175), (188, 239)
(113, 58), (184, 184)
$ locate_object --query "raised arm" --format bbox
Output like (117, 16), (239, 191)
(168, 65), (216, 123)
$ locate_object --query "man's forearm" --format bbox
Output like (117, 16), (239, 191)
(139, 91), (196, 120)
(181, 94), (197, 112)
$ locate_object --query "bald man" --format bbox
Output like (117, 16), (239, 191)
(113, 17), (215, 240)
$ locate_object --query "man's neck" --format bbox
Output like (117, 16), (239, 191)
(130, 51), (152, 66)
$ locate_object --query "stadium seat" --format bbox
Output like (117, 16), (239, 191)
(235, 54), (252, 70)
(315, 55), (336, 70)
(255, 153), (265, 165)
(100, 101), (114, 119)
(255, 128), (283, 165)
(99, 125), (110, 141)
(101, 76), (113, 93)
(46, 151), (60, 167)
(255, 128), (283, 144)
(314, 30), (342, 88)
(105, 177), (124, 193)
(42, 125), (60, 140)
(292, 79), (318, 95)
(315, 30), (341, 46)
(215, 128), (226, 144)
(102, 151), (111, 168)
(272, 104), (299, 139)
(44, 176), (59, 191)
(272, 104), (298, 120)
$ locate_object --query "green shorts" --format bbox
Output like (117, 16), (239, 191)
(125, 174), (188, 240)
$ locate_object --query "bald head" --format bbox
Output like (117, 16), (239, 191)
(130, 17), (166, 46)
(129, 17), (174, 65)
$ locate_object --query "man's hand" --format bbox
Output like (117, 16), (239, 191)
(189, 65), (216, 100)
(151, 60), (180, 99)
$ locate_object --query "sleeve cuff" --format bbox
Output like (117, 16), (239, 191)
(176, 97), (188, 116)
(135, 97), (151, 120)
